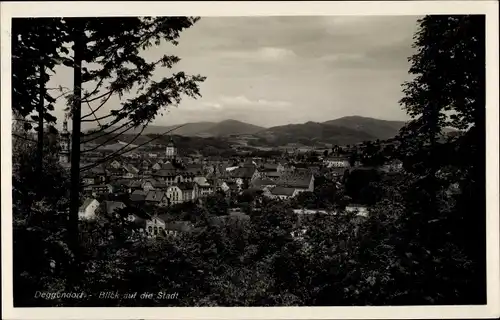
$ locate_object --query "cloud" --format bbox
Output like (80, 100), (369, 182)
(200, 102), (223, 109)
(203, 95), (291, 109)
(257, 47), (296, 60)
(318, 53), (366, 62)
(219, 47), (296, 62)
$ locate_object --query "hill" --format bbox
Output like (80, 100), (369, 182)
(323, 116), (407, 140)
(256, 121), (377, 146)
(203, 119), (265, 136)
(103, 120), (265, 137)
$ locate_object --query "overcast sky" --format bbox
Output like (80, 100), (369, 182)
(48, 16), (421, 129)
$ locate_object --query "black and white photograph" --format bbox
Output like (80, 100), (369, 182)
(1, 1), (499, 319)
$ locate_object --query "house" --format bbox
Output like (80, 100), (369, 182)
(78, 198), (100, 220)
(250, 177), (276, 191)
(130, 190), (146, 203)
(122, 163), (140, 179)
(193, 177), (213, 197)
(109, 160), (121, 169)
(226, 181), (241, 196)
(145, 215), (167, 237)
(166, 185), (183, 205)
(218, 181), (230, 193)
(178, 182), (197, 202)
(141, 178), (165, 192)
(260, 163), (278, 172)
(88, 166), (107, 183)
(277, 162), (294, 174)
(268, 186), (296, 200)
(82, 176), (96, 186)
(145, 190), (169, 206)
(275, 171), (314, 193)
(345, 204), (369, 217)
(152, 162), (162, 171)
(382, 159), (403, 172)
(90, 184), (114, 197)
(106, 166), (125, 179)
(230, 165), (259, 187)
(110, 179), (133, 193)
(324, 156), (350, 168)
(102, 200), (126, 217)
(145, 215), (193, 238)
(164, 221), (194, 238)
(265, 171), (282, 180)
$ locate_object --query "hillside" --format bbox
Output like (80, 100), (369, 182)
(323, 116), (407, 140)
(256, 121), (377, 146)
(203, 119), (265, 136)
(104, 120), (264, 137)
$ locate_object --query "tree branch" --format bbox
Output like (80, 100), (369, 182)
(12, 133), (37, 143)
(81, 122), (137, 153)
(81, 118), (135, 144)
(80, 122), (150, 172)
(80, 123), (185, 172)
(81, 90), (113, 120)
(82, 90), (112, 103)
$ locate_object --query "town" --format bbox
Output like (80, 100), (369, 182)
(57, 115), (406, 240)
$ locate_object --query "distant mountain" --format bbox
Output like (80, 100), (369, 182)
(323, 116), (407, 140)
(203, 119), (265, 136)
(256, 121), (377, 146)
(103, 120), (265, 138)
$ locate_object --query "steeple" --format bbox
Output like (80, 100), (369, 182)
(165, 135), (177, 160)
(59, 117), (71, 165)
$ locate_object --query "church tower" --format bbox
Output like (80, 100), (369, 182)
(165, 136), (177, 160)
(59, 119), (71, 165)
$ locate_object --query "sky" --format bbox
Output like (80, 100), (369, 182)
(48, 16), (422, 130)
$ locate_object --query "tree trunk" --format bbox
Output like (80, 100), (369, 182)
(69, 19), (84, 265)
(37, 62), (45, 181)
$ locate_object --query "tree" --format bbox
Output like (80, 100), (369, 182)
(397, 15), (486, 303)
(51, 17), (206, 260)
(11, 18), (69, 177)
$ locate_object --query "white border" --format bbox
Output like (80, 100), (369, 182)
(1, 1), (499, 319)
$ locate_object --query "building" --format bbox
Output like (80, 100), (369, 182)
(275, 171), (315, 193)
(324, 156), (350, 168)
(268, 186), (296, 200)
(145, 190), (169, 206)
(78, 198), (100, 220)
(145, 215), (193, 238)
(59, 119), (71, 165)
(102, 200), (126, 217)
(84, 184), (114, 197)
(345, 204), (369, 217)
(178, 182), (197, 202)
(165, 185), (183, 205)
(165, 136), (177, 160)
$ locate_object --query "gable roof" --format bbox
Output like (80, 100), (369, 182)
(230, 166), (256, 179)
(145, 190), (166, 202)
(270, 186), (296, 196)
(130, 190), (146, 202)
(123, 163), (140, 174)
(177, 182), (195, 191)
(129, 180), (143, 188)
(79, 198), (98, 211)
(276, 172), (313, 189)
(103, 200), (126, 215)
(142, 178), (166, 189)
(251, 178), (276, 188)
(154, 169), (177, 177)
